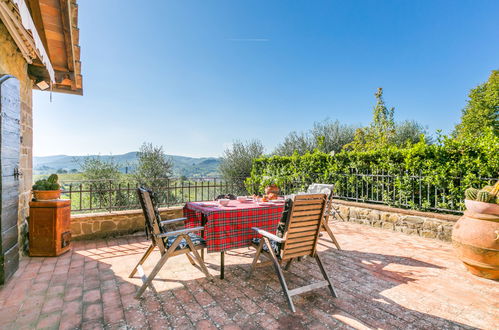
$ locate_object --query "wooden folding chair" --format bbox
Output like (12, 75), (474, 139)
(248, 193), (338, 312)
(130, 187), (213, 298)
(307, 184), (342, 250)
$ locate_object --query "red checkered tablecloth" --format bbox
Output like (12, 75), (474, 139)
(183, 200), (284, 252)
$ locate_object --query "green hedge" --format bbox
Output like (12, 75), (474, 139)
(246, 134), (498, 212)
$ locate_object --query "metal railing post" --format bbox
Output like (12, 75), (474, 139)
(108, 180), (113, 212)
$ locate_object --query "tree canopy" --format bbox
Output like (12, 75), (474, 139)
(220, 140), (264, 192)
(80, 157), (121, 181)
(133, 142), (173, 190)
(454, 70), (499, 140)
(345, 88), (428, 151)
(274, 120), (356, 156)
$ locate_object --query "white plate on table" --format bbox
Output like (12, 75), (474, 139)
(199, 203), (218, 207)
(257, 202), (273, 206)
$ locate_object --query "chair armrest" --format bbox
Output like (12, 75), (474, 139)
(252, 227), (285, 243)
(155, 226), (204, 238)
(160, 217), (187, 226)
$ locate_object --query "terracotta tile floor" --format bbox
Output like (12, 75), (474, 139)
(0, 222), (497, 329)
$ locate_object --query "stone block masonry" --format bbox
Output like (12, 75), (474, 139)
(71, 201), (459, 243)
(332, 200), (459, 241)
(71, 206), (184, 240)
(0, 21), (34, 255)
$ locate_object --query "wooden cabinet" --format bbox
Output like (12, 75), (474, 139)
(29, 200), (72, 257)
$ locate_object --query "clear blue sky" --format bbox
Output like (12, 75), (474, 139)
(33, 0), (499, 157)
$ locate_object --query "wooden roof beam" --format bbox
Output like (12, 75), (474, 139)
(27, 0), (49, 53)
(58, 0), (76, 90)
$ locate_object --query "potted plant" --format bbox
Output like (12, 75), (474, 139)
(463, 184), (499, 214)
(32, 174), (62, 200)
(261, 175), (283, 196)
(452, 181), (499, 280)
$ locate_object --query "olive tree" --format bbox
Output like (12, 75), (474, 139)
(394, 120), (431, 146)
(133, 142), (173, 189)
(311, 119), (356, 153)
(80, 157), (122, 209)
(274, 120), (356, 156)
(219, 140), (264, 194)
(273, 131), (313, 156)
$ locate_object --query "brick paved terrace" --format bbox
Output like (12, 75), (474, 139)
(0, 222), (497, 330)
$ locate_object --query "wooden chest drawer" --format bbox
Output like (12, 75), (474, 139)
(29, 199), (72, 257)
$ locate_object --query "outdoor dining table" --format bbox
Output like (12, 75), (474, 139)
(183, 199), (284, 279)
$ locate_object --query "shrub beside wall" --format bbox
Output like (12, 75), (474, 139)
(246, 136), (498, 212)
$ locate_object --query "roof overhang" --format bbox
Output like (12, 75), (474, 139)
(0, 0), (55, 81)
(0, 0), (83, 95)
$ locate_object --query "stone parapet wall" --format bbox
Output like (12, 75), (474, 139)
(332, 200), (460, 241)
(71, 206), (184, 240)
(71, 202), (460, 242)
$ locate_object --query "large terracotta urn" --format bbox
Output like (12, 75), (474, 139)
(452, 203), (499, 280)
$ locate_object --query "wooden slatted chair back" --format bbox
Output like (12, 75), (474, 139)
(281, 193), (327, 260)
(307, 184), (334, 218)
(137, 187), (167, 254)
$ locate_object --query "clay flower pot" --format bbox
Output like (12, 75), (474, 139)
(464, 199), (499, 215)
(265, 184), (279, 195)
(33, 190), (61, 201)
(452, 206), (499, 280)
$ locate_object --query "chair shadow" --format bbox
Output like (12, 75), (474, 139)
(13, 235), (479, 329)
(317, 239), (445, 285)
(131, 238), (476, 329)
(125, 242), (477, 330)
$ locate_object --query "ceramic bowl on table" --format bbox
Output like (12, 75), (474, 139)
(218, 199), (230, 207)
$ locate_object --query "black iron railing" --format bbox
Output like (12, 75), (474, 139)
(61, 173), (497, 214)
(61, 177), (248, 213)
(276, 172), (497, 214)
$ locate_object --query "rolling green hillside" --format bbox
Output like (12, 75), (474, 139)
(33, 152), (221, 178)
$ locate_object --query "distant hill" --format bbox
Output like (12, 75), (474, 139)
(33, 152), (221, 178)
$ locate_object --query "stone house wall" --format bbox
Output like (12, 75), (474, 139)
(332, 200), (459, 241)
(71, 207), (184, 240)
(0, 22), (34, 254)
